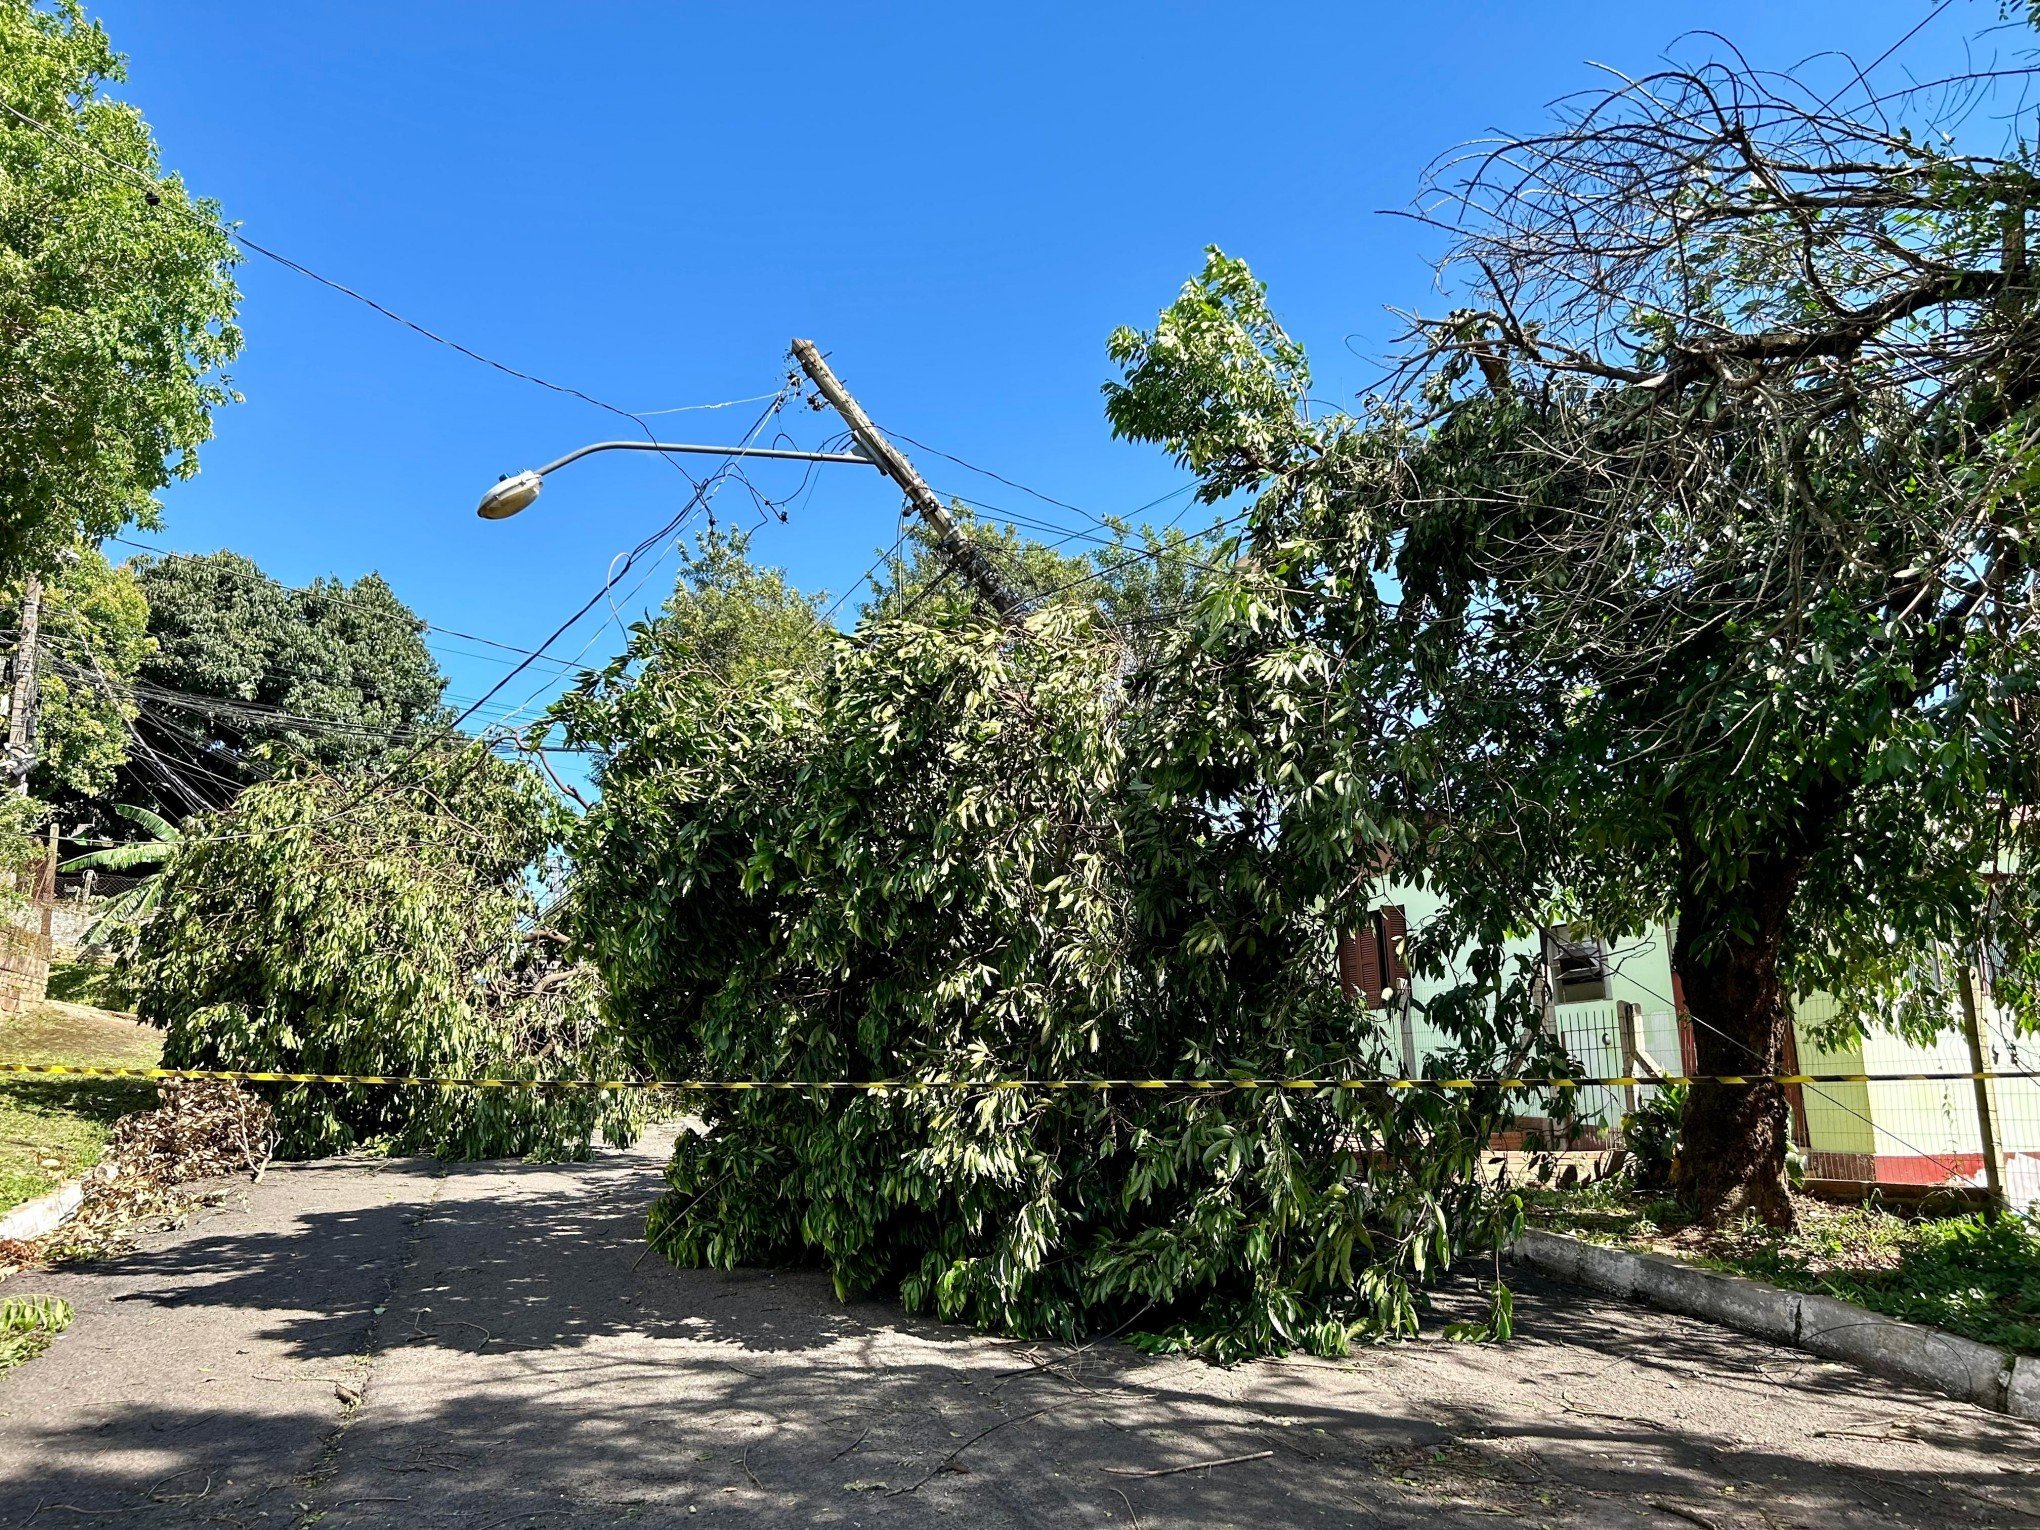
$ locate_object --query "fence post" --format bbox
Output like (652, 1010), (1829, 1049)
(1616, 1000), (1642, 1119)
(39, 821), (55, 940)
(1954, 960), (2005, 1219)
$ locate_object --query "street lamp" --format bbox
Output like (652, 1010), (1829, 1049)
(475, 439), (880, 520)
(476, 340), (1021, 618)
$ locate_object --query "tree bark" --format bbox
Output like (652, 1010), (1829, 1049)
(1670, 865), (1800, 1229)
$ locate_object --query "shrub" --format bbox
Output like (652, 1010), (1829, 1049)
(123, 749), (640, 1160)
(1620, 1084), (1687, 1192)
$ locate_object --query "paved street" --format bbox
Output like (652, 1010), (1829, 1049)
(0, 1127), (2030, 1528)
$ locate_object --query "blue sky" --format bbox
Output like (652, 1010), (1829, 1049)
(89, 1), (1999, 730)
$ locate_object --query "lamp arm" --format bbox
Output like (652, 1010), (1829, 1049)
(531, 440), (877, 476)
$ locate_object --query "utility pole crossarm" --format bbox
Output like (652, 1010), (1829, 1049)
(789, 339), (1022, 619)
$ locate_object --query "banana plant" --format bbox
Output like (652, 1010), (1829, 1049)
(59, 804), (182, 941)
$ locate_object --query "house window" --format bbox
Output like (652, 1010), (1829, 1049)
(1543, 927), (1610, 1004)
(1339, 905), (1408, 1009)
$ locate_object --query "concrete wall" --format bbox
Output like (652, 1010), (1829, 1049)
(0, 916), (50, 1015)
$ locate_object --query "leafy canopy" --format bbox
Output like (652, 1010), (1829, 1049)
(128, 550), (447, 810)
(623, 528), (829, 687)
(1099, 41), (2040, 1224)
(0, 546), (151, 800)
(556, 539), (1552, 1356)
(0, 1), (240, 577)
(127, 748), (638, 1161)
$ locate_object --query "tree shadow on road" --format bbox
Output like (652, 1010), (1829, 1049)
(3, 1145), (2032, 1528)
(1, 1314), (2031, 1529)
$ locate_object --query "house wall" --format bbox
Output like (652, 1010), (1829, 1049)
(1369, 884), (1677, 1127)
(1787, 996), (1876, 1177)
(1366, 885), (2033, 1200)
(1789, 989), (2039, 1195)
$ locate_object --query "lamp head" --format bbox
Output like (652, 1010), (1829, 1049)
(477, 470), (543, 520)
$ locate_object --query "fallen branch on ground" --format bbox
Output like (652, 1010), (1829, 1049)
(1102, 1449), (1275, 1479)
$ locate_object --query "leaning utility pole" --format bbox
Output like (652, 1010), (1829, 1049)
(789, 339), (1022, 619)
(4, 573), (42, 796)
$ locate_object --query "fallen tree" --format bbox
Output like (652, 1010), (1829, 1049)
(123, 748), (640, 1160)
(557, 541), (1565, 1356)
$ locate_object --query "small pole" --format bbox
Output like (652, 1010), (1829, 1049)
(5, 573), (41, 795)
(789, 340), (1023, 619)
(1616, 1000), (1641, 1119)
(38, 821), (55, 942)
(1954, 959), (2005, 1218)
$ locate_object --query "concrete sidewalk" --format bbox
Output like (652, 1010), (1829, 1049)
(0, 1127), (2030, 1528)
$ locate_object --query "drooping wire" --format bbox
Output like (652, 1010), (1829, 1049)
(0, 99), (679, 439)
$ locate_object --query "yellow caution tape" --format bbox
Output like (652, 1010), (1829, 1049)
(1, 1061), (2034, 1092)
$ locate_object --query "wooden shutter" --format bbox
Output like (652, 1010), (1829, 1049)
(1377, 905), (1408, 989)
(1338, 928), (1384, 1008)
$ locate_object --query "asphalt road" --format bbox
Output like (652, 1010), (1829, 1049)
(0, 1126), (2031, 1528)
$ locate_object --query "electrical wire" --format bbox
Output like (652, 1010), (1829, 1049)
(624, 391), (783, 418)
(451, 395), (791, 737)
(0, 99), (689, 441)
(1608, 968), (1983, 1184)
(820, 508), (914, 626)
(875, 425), (1126, 538)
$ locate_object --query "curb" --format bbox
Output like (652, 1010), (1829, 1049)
(1510, 1227), (2037, 1422)
(0, 1179), (84, 1242)
(0, 1160), (116, 1245)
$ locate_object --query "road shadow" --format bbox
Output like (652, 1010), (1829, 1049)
(2, 1305), (2031, 1529)
(81, 1148), (919, 1360)
(2, 1142), (2030, 1528)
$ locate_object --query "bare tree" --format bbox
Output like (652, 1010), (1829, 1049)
(1384, 40), (2040, 1220)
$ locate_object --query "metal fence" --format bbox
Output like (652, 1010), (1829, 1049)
(1511, 994), (2040, 1213)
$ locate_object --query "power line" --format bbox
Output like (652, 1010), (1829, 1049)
(1611, 967), (1980, 1184)
(876, 425), (1127, 538)
(627, 391), (783, 418)
(0, 99), (685, 437)
(450, 396), (785, 732)
(821, 509), (913, 626)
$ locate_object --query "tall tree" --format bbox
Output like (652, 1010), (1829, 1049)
(634, 529), (830, 688)
(126, 551), (446, 812)
(1106, 49), (2040, 1226)
(0, 1), (241, 578)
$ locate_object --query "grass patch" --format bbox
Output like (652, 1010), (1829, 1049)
(0, 999), (160, 1214)
(45, 959), (128, 1011)
(1533, 1183), (2040, 1355)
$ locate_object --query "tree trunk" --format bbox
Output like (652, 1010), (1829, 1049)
(1670, 870), (1799, 1229)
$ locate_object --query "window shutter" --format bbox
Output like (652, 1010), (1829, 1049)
(1377, 905), (1409, 989)
(1338, 928), (1384, 1008)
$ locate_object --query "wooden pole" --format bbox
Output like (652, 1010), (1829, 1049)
(5, 573), (41, 795)
(1954, 959), (2006, 1218)
(789, 340), (1022, 618)
(39, 820), (55, 942)
(1617, 1000), (1641, 1119)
